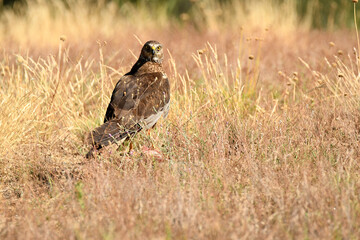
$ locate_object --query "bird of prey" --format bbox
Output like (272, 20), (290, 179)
(86, 40), (170, 158)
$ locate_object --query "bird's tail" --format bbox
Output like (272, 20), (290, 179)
(85, 120), (141, 158)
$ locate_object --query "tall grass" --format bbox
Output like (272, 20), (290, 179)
(300, 1), (360, 113)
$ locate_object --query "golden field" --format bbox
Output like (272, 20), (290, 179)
(1, 0), (360, 239)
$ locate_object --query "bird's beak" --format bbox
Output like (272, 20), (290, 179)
(151, 46), (155, 54)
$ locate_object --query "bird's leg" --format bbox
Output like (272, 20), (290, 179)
(86, 145), (102, 159)
(129, 141), (133, 153)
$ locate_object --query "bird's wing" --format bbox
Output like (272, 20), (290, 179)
(87, 72), (170, 147)
(104, 75), (138, 123)
(131, 72), (170, 129)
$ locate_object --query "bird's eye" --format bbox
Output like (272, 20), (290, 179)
(156, 46), (161, 51)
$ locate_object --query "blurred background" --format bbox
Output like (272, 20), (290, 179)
(0, 0), (358, 51)
(0, 0), (358, 30)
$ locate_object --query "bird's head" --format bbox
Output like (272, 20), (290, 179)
(140, 40), (163, 64)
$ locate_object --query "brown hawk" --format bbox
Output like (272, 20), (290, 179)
(86, 40), (170, 158)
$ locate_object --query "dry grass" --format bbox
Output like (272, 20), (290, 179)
(1, 0), (360, 239)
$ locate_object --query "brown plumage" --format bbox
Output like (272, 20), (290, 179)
(86, 40), (170, 158)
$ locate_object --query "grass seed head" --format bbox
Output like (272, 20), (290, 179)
(278, 71), (286, 77)
(60, 35), (67, 42)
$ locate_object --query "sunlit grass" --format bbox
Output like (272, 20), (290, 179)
(1, 0), (360, 239)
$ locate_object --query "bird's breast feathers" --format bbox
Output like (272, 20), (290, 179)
(134, 61), (164, 76)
